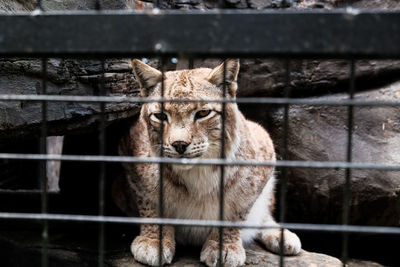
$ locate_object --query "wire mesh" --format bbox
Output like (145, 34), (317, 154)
(1, 212), (400, 234)
(217, 60), (227, 267)
(94, 0), (106, 264)
(39, 57), (48, 267)
(158, 58), (166, 267)
(278, 59), (291, 267)
(1, 153), (400, 170)
(341, 60), (356, 265)
(0, 6), (399, 267)
(98, 59), (106, 267)
(2, 94), (400, 106)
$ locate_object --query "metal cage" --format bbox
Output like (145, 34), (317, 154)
(0, 1), (400, 267)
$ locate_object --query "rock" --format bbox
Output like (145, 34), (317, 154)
(239, 59), (400, 97)
(40, 0), (129, 10)
(0, 227), (344, 267)
(170, 0), (400, 97)
(248, 0), (288, 9)
(0, 0), (132, 12)
(188, 59), (400, 98)
(347, 259), (386, 267)
(294, 0), (400, 9)
(0, 1), (146, 138)
(110, 243), (344, 266)
(4, 225), (392, 266)
(0, 0), (36, 12)
(244, 244), (343, 267)
(254, 81), (400, 226)
(294, 0), (336, 9)
(335, 0), (400, 9)
(168, 0), (400, 9)
(0, 58), (141, 138)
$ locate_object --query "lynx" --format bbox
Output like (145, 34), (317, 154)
(119, 59), (301, 266)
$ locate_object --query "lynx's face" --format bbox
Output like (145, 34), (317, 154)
(132, 59), (240, 169)
(146, 97), (223, 160)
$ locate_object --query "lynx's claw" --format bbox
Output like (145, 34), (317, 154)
(200, 239), (246, 267)
(131, 235), (175, 266)
(258, 229), (302, 255)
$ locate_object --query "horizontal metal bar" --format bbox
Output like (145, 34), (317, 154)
(0, 212), (399, 235)
(1, 94), (400, 107)
(0, 153), (399, 171)
(0, 10), (399, 58)
(0, 189), (57, 195)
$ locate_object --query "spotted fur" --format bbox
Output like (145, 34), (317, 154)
(119, 59), (301, 266)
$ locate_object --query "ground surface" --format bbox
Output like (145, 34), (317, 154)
(0, 224), (383, 267)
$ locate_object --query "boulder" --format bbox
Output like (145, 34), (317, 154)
(40, 0), (129, 11)
(0, 0), (36, 12)
(247, 80), (400, 226)
(111, 243), (344, 266)
(240, 80), (400, 266)
(169, 0), (400, 10)
(347, 259), (385, 267)
(0, 227), (344, 267)
(237, 59), (400, 97)
(334, 0), (400, 9)
(1, 225), (389, 266)
(0, 1), (141, 138)
(0, 58), (140, 138)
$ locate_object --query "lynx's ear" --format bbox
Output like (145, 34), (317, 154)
(131, 59), (162, 97)
(208, 59), (240, 97)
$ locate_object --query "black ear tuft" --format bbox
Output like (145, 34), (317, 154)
(131, 59), (162, 97)
(208, 59), (240, 97)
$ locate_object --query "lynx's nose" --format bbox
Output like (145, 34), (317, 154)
(172, 141), (189, 154)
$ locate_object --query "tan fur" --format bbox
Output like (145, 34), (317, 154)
(120, 59), (301, 266)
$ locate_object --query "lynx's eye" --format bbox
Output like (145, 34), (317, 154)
(195, 110), (212, 120)
(152, 112), (168, 121)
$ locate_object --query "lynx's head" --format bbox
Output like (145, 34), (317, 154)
(132, 59), (241, 170)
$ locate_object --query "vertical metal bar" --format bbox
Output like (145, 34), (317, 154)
(188, 58), (194, 70)
(218, 0), (225, 9)
(96, 3), (105, 267)
(218, 60), (227, 267)
(94, 0), (107, 264)
(36, 0), (43, 10)
(154, 0), (162, 8)
(36, 2), (47, 266)
(279, 59), (291, 267)
(97, 58), (106, 267)
(281, 0), (293, 7)
(39, 57), (48, 267)
(158, 58), (165, 267)
(95, 0), (102, 10)
(341, 60), (355, 266)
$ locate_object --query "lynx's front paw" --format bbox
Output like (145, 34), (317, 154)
(200, 239), (246, 267)
(258, 229), (301, 255)
(131, 235), (175, 266)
